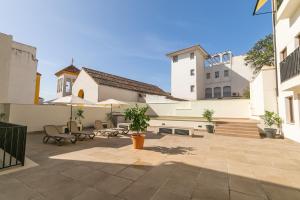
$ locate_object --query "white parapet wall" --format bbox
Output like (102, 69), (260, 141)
(7, 104), (109, 132)
(147, 99), (251, 118)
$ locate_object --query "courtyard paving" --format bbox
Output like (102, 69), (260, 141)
(1, 131), (300, 200)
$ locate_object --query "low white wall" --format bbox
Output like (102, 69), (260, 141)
(250, 67), (277, 117)
(8, 104), (108, 132)
(148, 99), (251, 118)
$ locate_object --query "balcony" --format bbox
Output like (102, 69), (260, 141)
(276, 0), (300, 20)
(280, 47), (300, 83)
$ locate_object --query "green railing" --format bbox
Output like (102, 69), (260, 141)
(0, 122), (27, 169)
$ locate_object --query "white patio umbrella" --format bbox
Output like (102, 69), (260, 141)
(96, 99), (129, 126)
(52, 95), (94, 123)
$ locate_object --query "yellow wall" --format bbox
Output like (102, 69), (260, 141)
(34, 73), (41, 104)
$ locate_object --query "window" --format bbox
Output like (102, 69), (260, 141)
(205, 88), (212, 99)
(190, 85), (195, 92)
(213, 87), (221, 98)
(286, 96), (294, 123)
(65, 78), (72, 93)
(206, 73), (211, 79)
(296, 34), (300, 48)
(57, 78), (63, 93)
(190, 69), (195, 76)
(215, 71), (219, 78)
(280, 48), (287, 61)
(223, 86), (231, 97)
(190, 52), (194, 59)
(222, 53), (230, 62)
(173, 55), (178, 63)
(224, 70), (229, 77)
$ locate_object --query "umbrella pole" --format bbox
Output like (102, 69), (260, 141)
(70, 104), (72, 132)
(111, 104), (113, 128)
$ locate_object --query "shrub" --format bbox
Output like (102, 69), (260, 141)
(202, 109), (214, 123)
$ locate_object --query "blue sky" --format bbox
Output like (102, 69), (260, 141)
(0, 0), (272, 100)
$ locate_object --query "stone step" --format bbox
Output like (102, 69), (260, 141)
(216, 132), (261, 139)
(216, 127), (259, 132)
(215, 130), (259, 136)
(216, 123), (258, 128)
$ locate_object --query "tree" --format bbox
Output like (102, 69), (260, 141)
(245, 34), (274, 74)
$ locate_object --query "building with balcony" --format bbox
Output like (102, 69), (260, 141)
(167, 46), (253, 100)
(275, 0), (300, 142)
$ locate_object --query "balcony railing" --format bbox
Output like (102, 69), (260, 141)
(0, 122), (27, 169)
(280, 47), (300, 83)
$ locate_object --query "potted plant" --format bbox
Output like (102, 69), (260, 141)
(261, 111), (278, 138)
(203, 109), (214, 133)
(75, 108), (84, 125)
(125, 105), (150, 149)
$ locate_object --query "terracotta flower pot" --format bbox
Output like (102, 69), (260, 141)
(131, 134), (145, 149)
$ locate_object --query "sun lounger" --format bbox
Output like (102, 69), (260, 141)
(67, 121), (95, 140)
(112, 127), (129, 135)
(43, 125), (76, 145)
(99, 129), (119, 138)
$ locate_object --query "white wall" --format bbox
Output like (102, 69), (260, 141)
(8, 104), (108, 132)
(0, 33), (37, 104)
(72, 70), (99, 103)
(171, 50), (204, 100)
(98, 85), (139, 102)
(250, 67), (277, 117)
(148, 99), (251, 118)
(0, 33), (11, 103)
(276, 2), (300, 142)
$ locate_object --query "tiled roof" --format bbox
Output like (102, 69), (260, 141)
(55, 65), (80, 76)
(83, 67), (169, 96)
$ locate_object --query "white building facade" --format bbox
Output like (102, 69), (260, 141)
(168, 46), (253, 100)
(275, 0), (300, 142)
(0, 32), (38, 104)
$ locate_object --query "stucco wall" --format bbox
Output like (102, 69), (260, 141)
(148, 99), (251, 118)
(250, 67), (277, 117)
(171, 50), (202, 100)
(276, 3), (300, 142)
(98, 85), (139, 102)
(0, 33), (37, 104)
(0, 33), (12, 103)
(72, 70), (99, 103)
(8, 104), (108, 132)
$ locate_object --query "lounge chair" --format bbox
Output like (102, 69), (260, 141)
(67, 121), (95, 140)
(43, 125), (76, 145)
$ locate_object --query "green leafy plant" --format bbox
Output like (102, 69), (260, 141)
(0, 113), (5, 122)
(202, 109), (214, 123)
(125, 105), (150, 135)
(261, 111), (281, 128)
(273, 113), (283, 128)
(245, 34), (274, 74)
(75, 108), (84, 124)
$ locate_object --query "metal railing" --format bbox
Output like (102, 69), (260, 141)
(0, 122), (27, 169)
(280, 47), (300, 83)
